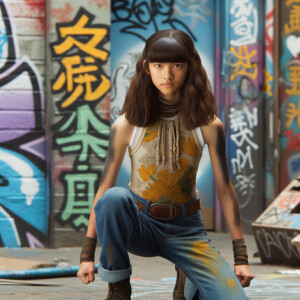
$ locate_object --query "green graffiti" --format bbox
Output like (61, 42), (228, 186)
(56, 104), (110, 163)
(61, 172), (98, 228)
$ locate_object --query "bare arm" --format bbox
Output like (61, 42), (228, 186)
(201, 117), (242, 239)
(86, 114), (134, 238)
(201, 117), (254, 287)
(77, 114), (134, 284)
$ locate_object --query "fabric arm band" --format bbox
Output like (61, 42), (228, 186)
(80, 236), (97, 263)
(232, 238), (249, 266)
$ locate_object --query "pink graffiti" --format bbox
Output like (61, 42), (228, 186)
(52, 3), (74, 23)
(88, 0), (109, 7)
(277, 193), (300, 210)
(26, 232), (44, 248)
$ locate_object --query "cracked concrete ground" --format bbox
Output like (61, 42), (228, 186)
(0, 233), (300, 300)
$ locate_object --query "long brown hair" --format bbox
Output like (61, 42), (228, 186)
(120, 29), (216, 129)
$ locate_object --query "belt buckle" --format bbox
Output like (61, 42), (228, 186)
(149, 202), (176, 221)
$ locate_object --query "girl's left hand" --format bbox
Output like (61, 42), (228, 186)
(234, 265), (254, 288)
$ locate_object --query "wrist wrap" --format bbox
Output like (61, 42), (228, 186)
(80, 236), (97, 263)
(232, 238), (249, 266)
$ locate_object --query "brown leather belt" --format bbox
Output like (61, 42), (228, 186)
(135, 199), (200, 220)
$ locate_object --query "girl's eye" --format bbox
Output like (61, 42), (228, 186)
(154, 64), (162, 68)
(174, 64), (183, 68)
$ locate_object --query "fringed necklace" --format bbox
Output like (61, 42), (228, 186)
(156, 96), (182, 172)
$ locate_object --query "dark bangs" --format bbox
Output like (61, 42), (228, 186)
(146, 37), (188, 63)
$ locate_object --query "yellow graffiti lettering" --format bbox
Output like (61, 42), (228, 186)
(285, 5), (300, 34)
(53, 14), (108, 60)
(230, 46), (257, 81)
(286, 65), (300, 95)
(52, 55), (110, 108)
(51, 11), (110, 109)
(286, 99), (300, 128)
(263, 69), (273, 96)
(286, 0), (300, 7)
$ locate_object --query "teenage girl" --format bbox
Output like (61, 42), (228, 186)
(77, 29), (254, 300)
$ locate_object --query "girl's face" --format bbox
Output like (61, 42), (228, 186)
(145, 61), (188, 100)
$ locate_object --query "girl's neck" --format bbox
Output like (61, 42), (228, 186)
(158, 95), (182, 118)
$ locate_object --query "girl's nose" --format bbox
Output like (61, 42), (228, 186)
(164, 66), (174, 80)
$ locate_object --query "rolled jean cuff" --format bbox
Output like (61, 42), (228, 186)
(98, 264), (132, 283)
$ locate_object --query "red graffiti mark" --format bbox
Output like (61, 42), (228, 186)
(88, 0), (109, 7)
(52, 3), (74, 23)
(97, 93), (111, 121)
(285, 129), (300, 150)
(24, 0), (45, 34)
(24, 0), (45, 16)
(265, 23), (274, 59)
(53, 150), (73, 186)
(277, 193), (300, 210)
(26, 232), (44, 248)
(265, 9), (274, 59)
(266, 8), (273, 21)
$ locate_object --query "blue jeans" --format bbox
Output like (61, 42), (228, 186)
(94, 187), (249, 300)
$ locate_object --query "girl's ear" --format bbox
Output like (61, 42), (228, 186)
(143, 60), (150, 75)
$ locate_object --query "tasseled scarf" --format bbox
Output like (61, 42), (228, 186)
(156, 97), (182, 172)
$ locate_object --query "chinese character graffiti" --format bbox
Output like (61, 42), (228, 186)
(229, 106), (259, 209)
(230, 46), (258, 81)
(51, 8), (110, 109)
(229, 0), (258, 46)
(51, 8), (110, 229)
(280, 1), (300, 186)
(286, 65), (300, 95)
(60, 172), (99, 228)
(285, 4), (300, 34)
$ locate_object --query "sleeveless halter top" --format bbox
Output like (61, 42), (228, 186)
(128, 116), (204, 205)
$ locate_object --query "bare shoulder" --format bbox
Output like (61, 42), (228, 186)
(201, 116), (224, 146)
(111, 114), (135, 146)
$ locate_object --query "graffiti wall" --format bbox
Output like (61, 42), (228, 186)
(264, 0), (276, 205)
(49, 0), (111, 245)
(1, 0), (297, 247)
(0, 0), (48, 247)
(279, 1), (300, 191)
(220, 0), (265, 233)
(111, 0), (216, 229)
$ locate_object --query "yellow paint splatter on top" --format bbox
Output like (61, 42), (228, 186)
(141, 158), (195, 204)
(180, 137), (197, 156)
(143, 124), (158, 142)
(227, 278), (237, 288)
(138, 164), (156, 182)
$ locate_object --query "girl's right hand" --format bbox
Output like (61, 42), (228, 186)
(77, 261), (95, 284)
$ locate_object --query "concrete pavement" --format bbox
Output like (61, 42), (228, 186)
(0, 233), (300, 300)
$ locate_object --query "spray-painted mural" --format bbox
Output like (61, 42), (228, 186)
(50, 5), (110, 234)
(279, 1), (300, 190)
(0, 0), (48, 247)
(220, 0), (264, 232)
(1, 0), (297, 247)
(111, 0), (216, 229)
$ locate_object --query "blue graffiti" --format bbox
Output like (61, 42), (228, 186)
(0, 28), (7, 57)
(288, 153), (300, 180)
(0, 147), (48, 236)
(291, 158), (300, 172)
